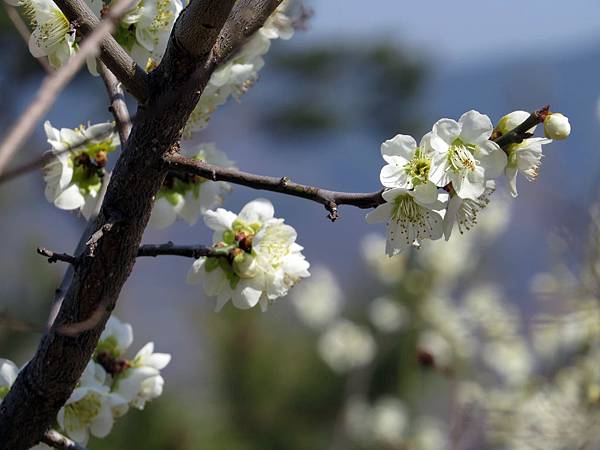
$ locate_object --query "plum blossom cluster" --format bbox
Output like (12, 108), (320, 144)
(183, 0), (294, 137)
(187, 198), (310, 312)
(5, 0), (181, 71)
(42, 120), (119, 218)
(0, 316), (170, 447)
(149, 143), (234, 229)
(367, 110), (570, 255)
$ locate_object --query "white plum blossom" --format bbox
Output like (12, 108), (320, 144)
(291, 266), (344, 329)
(187, 199), (310, 312)
(6, 0), (76, 69)
(380, 133), (434, 192)
(183, 2), (294, 137)
(112, 342), (171, 411)
(317, 319), (376, 373)
(371, 397), (408, 446)
(443, 180), (495, 239)
(43, 120), (119, 218)
(96, 316), (134, 358)
(417, 329), (453, 369)
(544, 112), (571, 140)
(57, 361), (126, 445)
(366, 186), (446, 255)
(0, 359), (18, 401)
(497, 111), (551, 197)
(118, 0), (183, 69)
(428, 110), (507, 199)
(149, 143), (234, 229)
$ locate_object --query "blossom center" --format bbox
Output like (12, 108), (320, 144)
(65, 392), (102, 428)
(448, 139), (478, 173)
(392, 194), (421, 223)
(404, 150), (430, 185)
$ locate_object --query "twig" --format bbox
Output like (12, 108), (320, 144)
(37, 247), (78, 265)
(493, 105), (550, 149)
(2, 3), (52, 73)
(98, 62), (132, 145)
(138, 242), (231, 259)
(42, 429), (87, 450)
(165, 154), (384, 221)
(0, 0), (138, 177)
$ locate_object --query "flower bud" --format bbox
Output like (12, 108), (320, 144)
(496, 110), (533, 135)
(544, 113), (570, 140)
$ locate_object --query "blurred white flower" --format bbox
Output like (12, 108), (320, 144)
(291, 266), (343, 329)
(544, 112), (571, 140)
(371, 396), (408, 446)
(481, 339), (532, 385)
(368, 296), (408, 333)
(417, 329), (453, 368)
(318, 320), (376, 373)
(149, 143), (234, 229)
(260, 0), (294, 40)
(187, 199), (310, 311)
(366, 186), (446, 255)
(411, 416), (449, 450)
(360, 233), (407, 284)
(428, 110), (506, 200)
(42, 120), (118, 218)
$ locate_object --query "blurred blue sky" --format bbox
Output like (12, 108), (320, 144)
(305, 0), (600, 68)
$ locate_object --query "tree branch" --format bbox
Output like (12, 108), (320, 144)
(53, 0), (148, 101)
(0, 1), (237, 447)
(98, 62), (132, 146)
(166, 154), (384, 221)
(42, 429), (87, 450)
(0, 0), (138, 177)
(138, 242), (231, 258)
(213, 0), (283, 63)
(37, 247), (79, 265)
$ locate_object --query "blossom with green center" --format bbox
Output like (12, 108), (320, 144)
(148, 143), (234, 229)
(366, 186), (446, 255)
(42, 120), (119, 218)
(428, 110), (507, 200)
(6, 0), (76, 69)
(379, 132), (439, 203)
(443, 180), (495, 240)
(119, 0), (183, 69)
(187, 198), (310, 311)
(57, 362), (126, 445)
(96, 316), (133, 359)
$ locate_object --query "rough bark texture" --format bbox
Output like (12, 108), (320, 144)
(0, 0), (251, 446)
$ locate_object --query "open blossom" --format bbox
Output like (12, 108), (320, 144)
(366, 186), (446, 255)
(5, 0), (75, 69)
(183, 2), (294, 136)
(443, 180), (495, 239)
(318, 320), (376, 373)
(57, 361), (126, 445)
(112, 342), (171, 411)
(43, 120), (119, 218)
(187, 199), (310, 311)
(118, 0), (183, 69)
(497, 111), (551, 197)
(291, 266), (344, 329)
(428, 110), (507, 199)
(149, 143), (234, 229)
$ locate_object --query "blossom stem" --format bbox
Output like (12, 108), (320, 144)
(493, 105), (550, 149)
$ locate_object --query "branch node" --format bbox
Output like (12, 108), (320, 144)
(280, 176), (290, 187)
(325, 202), (339, 222)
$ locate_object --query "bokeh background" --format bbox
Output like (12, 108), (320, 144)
(1, 1), (600, 449)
